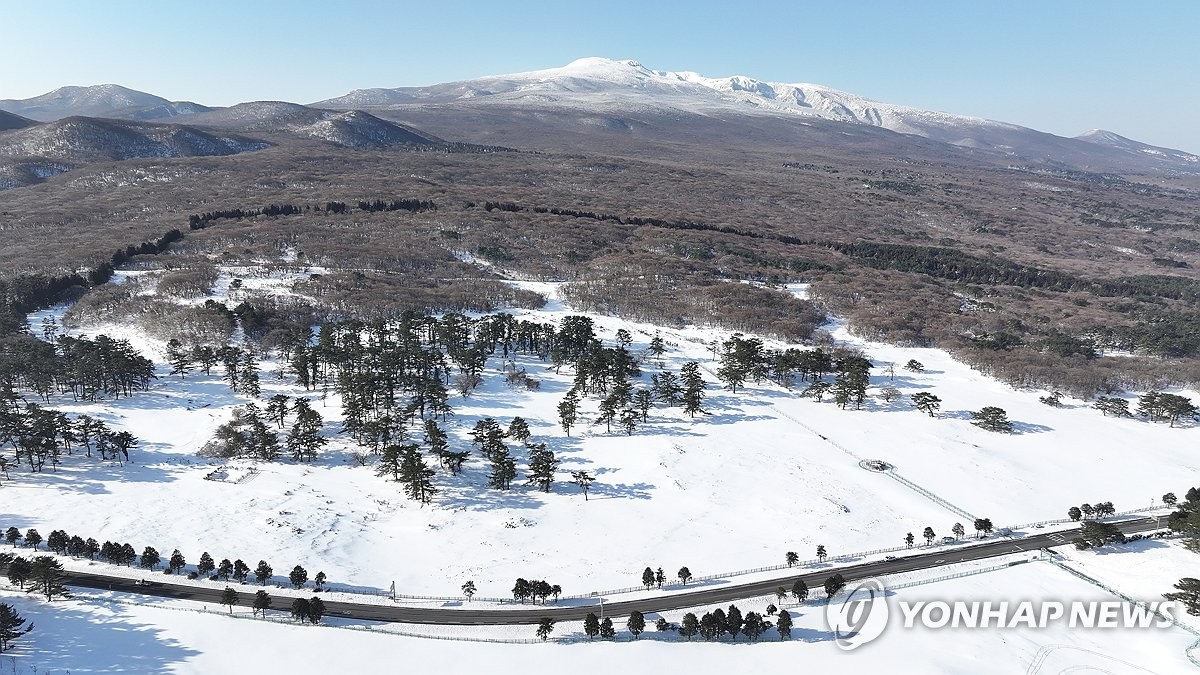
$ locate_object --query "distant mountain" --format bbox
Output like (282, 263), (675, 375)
(176, 102), (447, 149)
(316, 57), (1198, 173)
(0, 116), (267, 162)
(0, 110), (37, 132)
(0, 84), (212, 123)
(1075, 129), (1199, 166)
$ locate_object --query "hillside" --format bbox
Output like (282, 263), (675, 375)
(0, 83), (210, 122)
(176, 102), (447, 149)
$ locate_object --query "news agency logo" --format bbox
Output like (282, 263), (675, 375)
(824, 577), (1182, 651)
(825, 578), (889, 651)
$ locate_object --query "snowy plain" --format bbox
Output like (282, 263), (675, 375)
(2, 262), (1198, 672)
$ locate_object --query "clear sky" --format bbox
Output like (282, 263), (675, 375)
(3, 0), (1198, 152)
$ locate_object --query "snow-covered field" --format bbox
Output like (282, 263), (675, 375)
(2, 550), (1196, 674)
(5, 265), (1197, 603)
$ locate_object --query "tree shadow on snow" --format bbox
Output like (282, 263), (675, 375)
(14, 597), (200, 673)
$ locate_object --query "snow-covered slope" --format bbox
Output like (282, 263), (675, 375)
(317, 57), (1198, 171)
(0, 116), (267, 163)
(1076, 128), (1199, 164)
(176, 102), (446, 148)
(1, 84), (165, 120)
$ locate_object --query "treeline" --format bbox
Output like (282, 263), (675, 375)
(0, 332), (154, 402)
(188, 197), (440, 230)
(0, 402), (139, 474)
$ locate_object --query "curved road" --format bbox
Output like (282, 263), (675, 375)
(32, 517), (1164, 625)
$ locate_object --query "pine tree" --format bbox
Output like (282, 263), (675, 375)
(508, 416), (531, 443)
(911, 392), (941, 417)
(536, 617), (555, 641)
(681, 362), (706, 417)
(197, 552), (215, 577)
(314, 571), (326, 591)
(286, 398), (325, 462)
(266, 394), (291, 428)
(290, 598), (312, 623)
(679, 612), (699, 640)
(571, 470), (594, 500)
(218, 558), (234, 580)
(397, 444), (437, 503)
(6, 558), (30, 589)
(28, 556), (69, 601)
(599, 617), (615, 639)
(792, 578), (809, 602)
(627, 610), (646, 639)
(0, 602), (33, 653)
(971, 406), (1013, 433)
(952, 522), (966, 539)
(307, 596), (326, 624)
(641, 566), (655, 590)
(166, 339), (192, 378)
(168, 549), (186, 574)
(526, 443), (559, 492)
(776, 609), (793, 639)
(252, 590), (272, 617)
(23, 529), (41, 550)
(923, 526), (936, 545)
(785, 551), (799, 567)
(557, 390), (580, 436)
(824, 574), (847, 601)
(220, 587), (239, 613)
(461, 580), (476, 601)
(488, 446), (517, 490)
(677, 566), (692, 584)
(140, 546), (161, 569)
(725, 604), (743, 640)
(254, 560), (273, 585)
(289, 565), (308, 589)
(233, 559), (250, 583)
(583, 612), (601, 640)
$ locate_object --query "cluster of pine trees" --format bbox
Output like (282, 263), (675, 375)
(0, 331), (154, 402)
(0, 400), (138, 475)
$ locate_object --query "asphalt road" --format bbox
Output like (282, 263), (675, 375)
(14, 517), (1165, 625)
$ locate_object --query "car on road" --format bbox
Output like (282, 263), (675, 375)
(884, 555), (897, 561)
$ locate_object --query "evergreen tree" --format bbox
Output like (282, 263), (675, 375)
(526, 443), (559, 492)
(6, 557), (30, 589)
(971, 406), (1014, 433)
(677, 566), (692, 584)
(680, 362), (706, 417)
(651, 371), (682, 406)
(952, 522), (966, 539)
(0, 602), (33, 653)
(655, 567), (665, 588)
(571, 470), (594, 500)
(599, 617), (615, 639)
(266, 394), (291, 428)
(824, 574), (847, 601)
(923, 526), (936, 545)
(722, 604), (742, 640)
(627, 610), (645, 639)
(23, 529), (41, 550)
(487, 446), (517, 490)
(557, 390), (580, 436)
(508, 416), (531, 443)
(307, 597), (326, 624)
(4, 528), (18, 546)
(218, 558), (234, 580)
(911, 392), (941, 417)
(140, 546), (161, 569)
(290, 598), (312, 623)
(252, 590), (272, 617)
(792, 578), (809, 602)
(641, 566), (655, 590)
(741, 611), (765, 641)
(197, 552), (215, 578)
(1068, 506), (1082, 521)
(286, 398), (325, 462)
(220, 587), (239, 613)
(27, 556), (69, 601)
(776, 609), (793, 639)
(1164, 578), (1200, 616)
(397, 444), (437, 503)
(168, 549), (186, 574)
(461, 580), (476, 601)
(785, 551), (799, 567)
(254, 560), (273, 585)
(536, 617), (555, 641)
(816, 544), (827, 561)
(1093, 396), (1131, 417)
(679, 612), (699, 640)
(905, 532), (915, 548)
(583, 612), (601, 640)
(289, 565), (308, 589)
(166, 339), (192, 378)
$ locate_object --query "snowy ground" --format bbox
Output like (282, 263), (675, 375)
(2, 550), (1196, 674)
(5, 264), (1197, 605)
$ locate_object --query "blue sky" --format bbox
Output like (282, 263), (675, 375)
(3, 1), (1198, 152)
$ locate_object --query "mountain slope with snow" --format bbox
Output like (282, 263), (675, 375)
(316, 57), (1198, 172)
